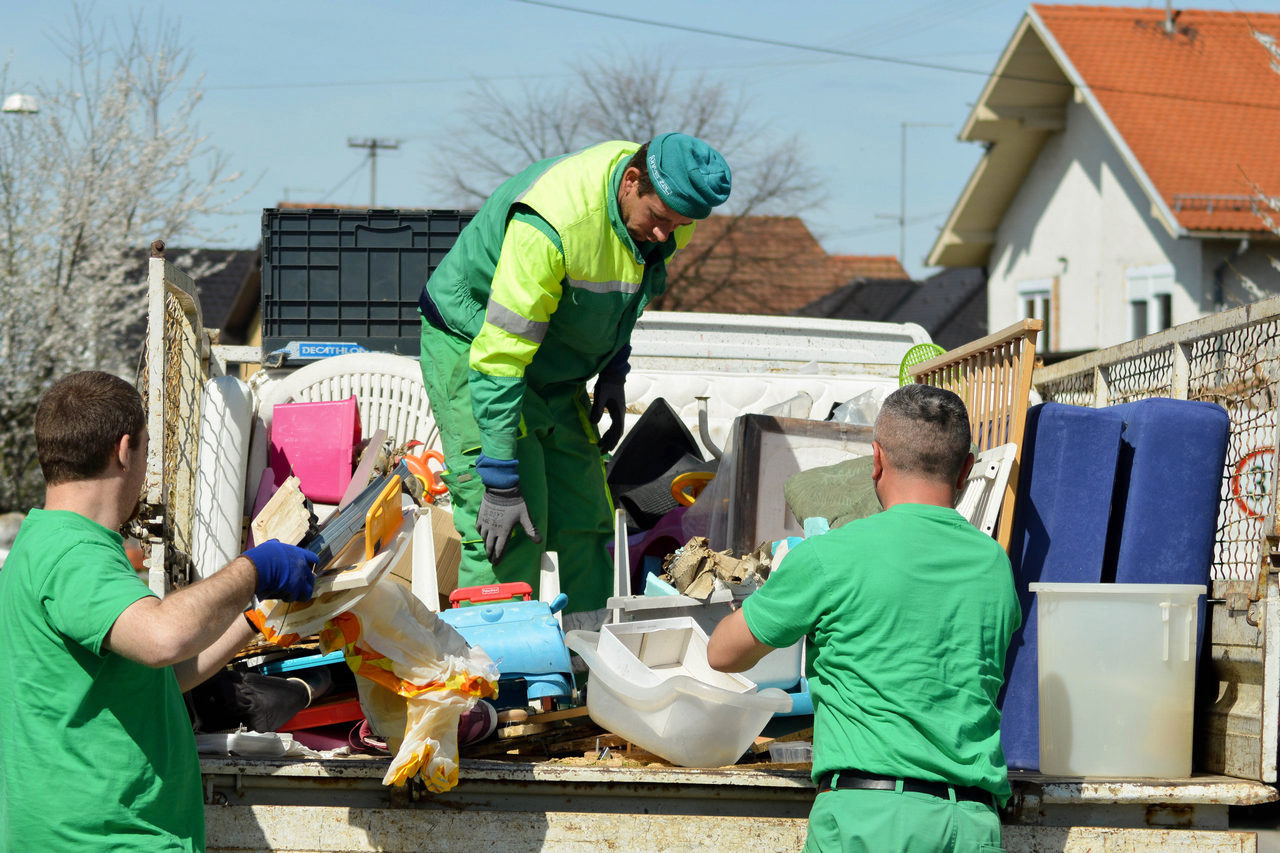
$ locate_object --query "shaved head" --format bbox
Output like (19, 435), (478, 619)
(873, 384), (972, 483)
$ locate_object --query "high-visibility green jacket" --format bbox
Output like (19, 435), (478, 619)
(421, 140), (694, 460)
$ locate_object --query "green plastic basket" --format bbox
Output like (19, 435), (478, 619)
(898, 342), (946, 386)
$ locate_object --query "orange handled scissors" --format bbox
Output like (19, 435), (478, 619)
(402, 443), (449, 502)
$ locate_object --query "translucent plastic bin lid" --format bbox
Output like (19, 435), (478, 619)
(1029, 582), (1206, 596)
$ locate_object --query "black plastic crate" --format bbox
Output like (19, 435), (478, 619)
(261, 208), (475, 357)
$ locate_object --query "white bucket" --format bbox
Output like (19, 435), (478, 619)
(1030, 582), (1205, 778)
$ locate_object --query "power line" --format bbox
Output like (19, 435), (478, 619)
(197, 50), (1003, 97)
(510, 0), (1007, 77)
(510, 0), (1280, 113)
(202, 70), (574, 92)
(831, 210), (953, 238)
(320, 155), (370, 203)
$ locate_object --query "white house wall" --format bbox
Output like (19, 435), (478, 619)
(988, 99), (1203, 351)
(1199, 240), (1280, 313)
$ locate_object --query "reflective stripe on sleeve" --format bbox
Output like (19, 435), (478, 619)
(470, 324), (539, 379)
(485, 298), (548, 343)
(566, 277), (642, 295)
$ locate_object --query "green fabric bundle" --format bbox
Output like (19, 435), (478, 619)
(783, 455), (882, 530)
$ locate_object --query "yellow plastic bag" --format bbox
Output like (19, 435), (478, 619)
(318, 579), (498, 791)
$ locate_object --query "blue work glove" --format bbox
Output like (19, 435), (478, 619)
(243, 539), (318, 602)
(590, 373), (627, 454)
(476, 486), (541, 566)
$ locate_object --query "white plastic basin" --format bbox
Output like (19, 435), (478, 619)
(606, 592), (803, 690)
(1031, 582), (1205, 778)
(598, 617), (755, 692)
(565, 630), (793, 768)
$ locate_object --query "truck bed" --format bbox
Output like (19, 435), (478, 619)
(134, 258), (1280, 851)
(201, 755), (1275, 852)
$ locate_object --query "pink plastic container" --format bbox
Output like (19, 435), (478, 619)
(269, 397), (362, 504)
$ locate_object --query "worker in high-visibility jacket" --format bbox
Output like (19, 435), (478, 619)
(418, 133), (731, 621)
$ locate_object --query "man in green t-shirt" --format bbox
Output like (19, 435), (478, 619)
(709, 383), (1021, 852)
(0, 371), (318, 852)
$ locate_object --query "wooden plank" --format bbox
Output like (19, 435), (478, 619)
(250, 475), (312, 547)
(523, 706), (590, 725)
(468, 719), (606, 759)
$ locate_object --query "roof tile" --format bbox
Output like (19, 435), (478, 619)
(664, 215), (907, 314)
(1034, 4), (1280, 232)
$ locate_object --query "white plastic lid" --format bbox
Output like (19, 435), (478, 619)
(1029, 582), (1206, 596)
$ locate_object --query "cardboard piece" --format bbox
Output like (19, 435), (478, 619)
(339, 428), (387, 510)
(660, 536), (769, 600)
(388, 504), (462, 611)
(430, 505), (462, 596)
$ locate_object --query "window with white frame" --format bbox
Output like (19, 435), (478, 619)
(1017, 279), (1052, 352)
(1126, 265), (1175, 340)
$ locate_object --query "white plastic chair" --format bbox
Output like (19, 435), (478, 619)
(244, 352), (439, 511)
(253, 352), (438, 450)
(956, 442), (1017, 539)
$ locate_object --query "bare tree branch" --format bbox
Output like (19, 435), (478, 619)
(0, 5), (244, 511)
(423, 53), (827, 268)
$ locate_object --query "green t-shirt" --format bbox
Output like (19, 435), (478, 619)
(0, 509), (205, 851)
(742, 503), (1021, 803)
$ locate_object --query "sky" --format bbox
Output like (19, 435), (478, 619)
(0, 0), (1258, 279)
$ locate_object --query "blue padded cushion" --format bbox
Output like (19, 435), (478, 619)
(1104, 397), (1228, 678)
(999, 402), (1124, 770)
(1104, 398), (1230, 586)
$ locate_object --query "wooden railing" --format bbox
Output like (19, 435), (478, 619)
(909, 318), (1044, 552)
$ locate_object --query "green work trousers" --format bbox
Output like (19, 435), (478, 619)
(804, 787), (1003, 852)
(419, 318), (615, 613)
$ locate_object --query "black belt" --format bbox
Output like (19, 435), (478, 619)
(817, 770), (992, 805)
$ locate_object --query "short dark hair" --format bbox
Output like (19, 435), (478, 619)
(36, 371), (145, 485)
(873, 384), (972, 482)
(625, 142), (655, 196)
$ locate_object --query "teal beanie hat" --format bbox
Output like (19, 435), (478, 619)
(646, 132), (732, 220)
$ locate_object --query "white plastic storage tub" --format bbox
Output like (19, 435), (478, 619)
(1031, 582), (1206, 777)
(566, 629), (792, 768)
(606, 591), (803, 690)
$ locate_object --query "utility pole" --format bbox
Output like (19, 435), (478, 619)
(347, 137), (400, 206)
(878, 122), (950, 270)
(898, 122), (950, 266)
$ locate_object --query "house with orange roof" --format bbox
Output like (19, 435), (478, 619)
(928, 4), (1280, 353)
(661, 214), (907, 314)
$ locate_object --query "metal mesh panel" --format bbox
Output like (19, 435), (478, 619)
(137, 261), (204, 589)
(1037, 369), (1094, 407)
(1102, 349), (1175, 404)
(162, 289), (202, 578)
(1189, 322), (1280, 583)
